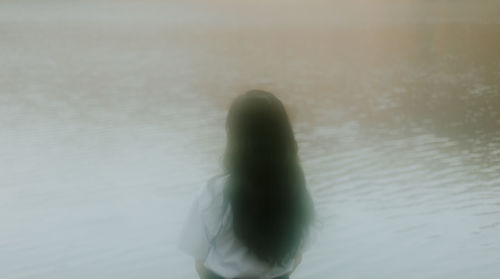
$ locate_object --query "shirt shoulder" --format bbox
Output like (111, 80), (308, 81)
(178, 174), (230, 260)
(197, 173), (229, 212)
(195, 174), (230, 240)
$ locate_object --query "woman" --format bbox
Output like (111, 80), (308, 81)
(179, 90), (315, 279)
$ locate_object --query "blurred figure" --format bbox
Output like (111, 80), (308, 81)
(179, 90), (315, 279)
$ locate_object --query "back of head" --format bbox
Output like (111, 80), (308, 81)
(223, 90), (314, 266)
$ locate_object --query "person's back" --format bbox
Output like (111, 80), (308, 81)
(179, 90), (315, 279)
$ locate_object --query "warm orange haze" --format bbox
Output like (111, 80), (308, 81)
(1, 0), (499, 278)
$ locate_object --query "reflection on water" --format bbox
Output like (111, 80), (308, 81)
(1, 1), (499, 279)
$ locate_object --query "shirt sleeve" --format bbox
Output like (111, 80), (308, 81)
(177, 186), (212, 261)
(297, 211), (321, 254)
(297, 228), (312, 255)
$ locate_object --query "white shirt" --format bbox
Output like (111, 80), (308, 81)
(178, 174), (311, 279)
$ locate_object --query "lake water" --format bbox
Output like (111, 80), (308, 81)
(1, 1), (499, 278)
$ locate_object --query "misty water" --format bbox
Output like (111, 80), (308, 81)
(1, 1), (499, 278)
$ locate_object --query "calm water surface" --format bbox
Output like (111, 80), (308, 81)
(1, 1), (499, 278)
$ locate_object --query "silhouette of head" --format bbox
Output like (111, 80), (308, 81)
(222, 89), (314, 266)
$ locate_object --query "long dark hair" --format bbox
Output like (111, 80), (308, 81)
(222, 90), (315, 266)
